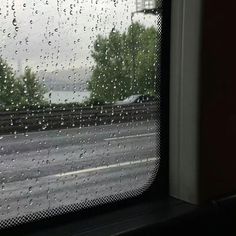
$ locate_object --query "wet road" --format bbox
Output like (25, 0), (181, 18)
(0, 120), (159, 222)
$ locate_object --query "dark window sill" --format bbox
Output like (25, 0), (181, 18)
(1, 197), (196, 236)
(3, 195), (236, 236)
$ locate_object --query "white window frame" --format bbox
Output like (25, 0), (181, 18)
(169, 0), (202, 204)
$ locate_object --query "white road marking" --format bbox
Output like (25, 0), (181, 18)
(104, 133), (156, 141)
(54, 157), (158, 177)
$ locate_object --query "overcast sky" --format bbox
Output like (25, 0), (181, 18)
(0, 0), (160, 74)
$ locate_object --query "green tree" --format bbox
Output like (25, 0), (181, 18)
(0, 58), (46, 109)
(0, 58), (22, 107)
(19, 67), (46, 106)
(88, 23), (160, 103)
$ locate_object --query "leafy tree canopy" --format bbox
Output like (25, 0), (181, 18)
(18, 67), (46, 106)
(0, 58), (46, 109)
(88, 22), (160, 103)
(0, 58), (22, 107)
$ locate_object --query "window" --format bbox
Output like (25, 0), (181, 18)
(0, 0), (166, 229)
(0, 0), (234, 234)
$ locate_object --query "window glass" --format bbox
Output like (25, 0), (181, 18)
(0, 0), (162, 228)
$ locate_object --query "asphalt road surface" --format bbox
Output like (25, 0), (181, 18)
(0, 120), (159, 222)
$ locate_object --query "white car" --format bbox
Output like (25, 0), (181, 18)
(115, 94), (157, 105)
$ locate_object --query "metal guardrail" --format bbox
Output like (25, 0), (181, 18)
(0, 102), (158, 134)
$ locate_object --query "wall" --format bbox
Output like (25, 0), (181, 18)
(199, 0), (236, 202)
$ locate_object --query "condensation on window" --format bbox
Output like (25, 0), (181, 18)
(0, 0), (162, 227)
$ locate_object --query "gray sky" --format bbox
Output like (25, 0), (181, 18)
(0, 0), (160, 74)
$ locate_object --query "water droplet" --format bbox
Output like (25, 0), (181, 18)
(12, 18), (17, 26)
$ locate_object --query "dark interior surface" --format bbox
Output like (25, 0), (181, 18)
(199, 0), (236, 203)
(1, 196), (236, 236)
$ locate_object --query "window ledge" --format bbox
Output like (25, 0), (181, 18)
(2, 198), (197, 236)
(3, 196), (236, 235)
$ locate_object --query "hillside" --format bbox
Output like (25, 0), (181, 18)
(37, 68), (92, 92)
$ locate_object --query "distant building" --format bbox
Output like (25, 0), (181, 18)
(135, 0), (161, 12)
(136, 0), (156, 11)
